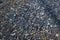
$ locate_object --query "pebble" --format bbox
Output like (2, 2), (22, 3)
(0, 0), (60, 40)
